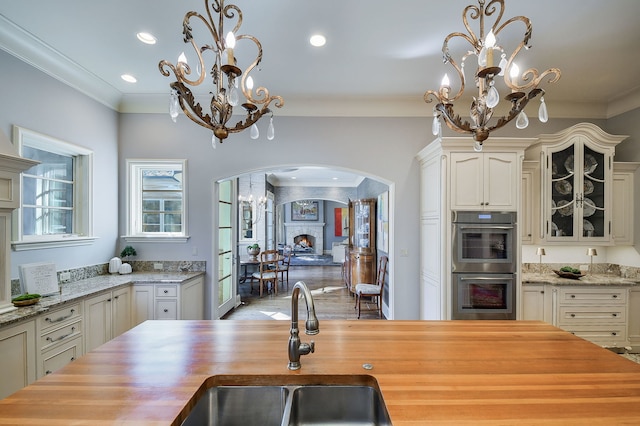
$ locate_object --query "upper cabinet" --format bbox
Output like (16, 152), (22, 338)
(349, 198), (376, 253)
(450, 152), (518, 211)
(525, 123), (628, 244)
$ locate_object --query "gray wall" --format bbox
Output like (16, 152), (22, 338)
(0, 50), (119, 276)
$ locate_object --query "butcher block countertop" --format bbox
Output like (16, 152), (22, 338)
(2, 320), (640, 425)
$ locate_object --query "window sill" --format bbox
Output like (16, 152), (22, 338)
(122, 235), (190, 244)
(12, 236), (99, 251)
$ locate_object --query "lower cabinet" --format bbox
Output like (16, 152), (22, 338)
(132, 276), (204, 324)
(84, 286), (131, 353)
(0, 319), (36, 399)
(347, 252), (375, 292)
(523, 284), (631, 348)
(37, 302), (83, 378)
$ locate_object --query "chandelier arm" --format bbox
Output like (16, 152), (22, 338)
(171, 83), (215, 131)
(441, 33), (473, 102)
(236, 34), (285, 110)
(221, 3), (243, 34)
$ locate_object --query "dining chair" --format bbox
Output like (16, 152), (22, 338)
(252, 249), (279, 297)
(354, 255), (388, 319)
(278, 245), (293, 289)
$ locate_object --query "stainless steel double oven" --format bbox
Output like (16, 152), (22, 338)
(451, 211), (517, 320)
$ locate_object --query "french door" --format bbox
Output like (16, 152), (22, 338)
(217, 179), (236, 318)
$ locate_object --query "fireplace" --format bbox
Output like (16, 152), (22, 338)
(293, 234), (315, 253)
(284, 222), (324, 255)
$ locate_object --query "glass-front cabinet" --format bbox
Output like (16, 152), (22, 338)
(531, 123), (627, 244)
(349, 198), (376, 253)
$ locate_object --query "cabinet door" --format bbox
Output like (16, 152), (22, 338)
(629, 289), (640, 349)
(112, 287), (131, 337)
(40, 335), (82, 377)
(84, 292), (112, 353)
(521, 169), (534, 243)
(522, 285), (546, 321)
(484, 153), (518, 210)
(181, 277), (204, 320)
(612, 171), (634, 245)
(132, 285), (155, 325)
(546, 137), (611, 242)
(349, 199), (376, 252)
(0, 320), (36, 399)
(450, 153), (484, 209)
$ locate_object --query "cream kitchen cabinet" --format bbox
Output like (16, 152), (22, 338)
(131, 276), (204, 323)
(612, 162), (639, 245)
(0, 319), (36, 399)
(628, 288), (640, 351)
(450, 152), (518, 211)
(554, 286), (628, 348)
(84, 286), (131, 353)
(37, 302), (83, 378)
(521, 284), (552, 322)
(525, 123), (627, 244)
(521, 161), (539, 243)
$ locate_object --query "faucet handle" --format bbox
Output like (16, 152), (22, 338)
(309, 340), (315, 354)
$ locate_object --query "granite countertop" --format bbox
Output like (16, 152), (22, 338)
(1, 271), (204, 327)
(522, 272), (640, 286)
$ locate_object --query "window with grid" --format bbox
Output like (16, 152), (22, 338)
(12, 126), (94, 250)
(126, 160), (188, 242)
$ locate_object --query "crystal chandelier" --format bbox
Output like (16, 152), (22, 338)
(159, 0), (283, 147)
(424, 0), (561, 151)
(238, 175), (266, 225)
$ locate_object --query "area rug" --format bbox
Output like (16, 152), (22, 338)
(289, 254), (341, 266)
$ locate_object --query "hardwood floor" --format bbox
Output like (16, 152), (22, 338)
(222, 264), (384, 320)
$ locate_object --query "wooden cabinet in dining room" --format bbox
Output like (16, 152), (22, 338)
(346, 199), (376, 292)
(450, 151), (518, 211)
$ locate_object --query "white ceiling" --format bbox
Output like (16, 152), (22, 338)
(1, 0), (639, 185)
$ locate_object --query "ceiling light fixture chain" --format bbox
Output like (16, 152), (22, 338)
(159, 0), (283, 145)
(424, 0), (561, 149)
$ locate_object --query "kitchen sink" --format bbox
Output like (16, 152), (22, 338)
(178, 375), (391, 426)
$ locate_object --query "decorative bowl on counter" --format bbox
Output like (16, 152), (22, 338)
(12, 293), (42, 307)
(553, 270), (585, 280)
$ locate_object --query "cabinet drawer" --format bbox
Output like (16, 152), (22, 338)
(156, 300), (177, 320)
(41, 335), (82, 376)
(41, 320), (82, 351)
(156, 285), (178, 298)
(558, 287), (626, 304)
(562, 325), (627, 346)
(558, 306), (626, 324)
(39, 303), (82, 330)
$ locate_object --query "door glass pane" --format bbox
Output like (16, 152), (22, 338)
(551, 145), (575, 237)
(583, 145), (605, 237)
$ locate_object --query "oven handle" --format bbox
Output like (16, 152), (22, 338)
(457, 225), (514, 230)
(459, 276), (512, 281)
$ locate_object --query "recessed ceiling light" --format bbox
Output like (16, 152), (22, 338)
(121, 74), (137, 83)
(291, 176), (297, 179)
(310, 34), (326, 47)
(137, 32), (157, 45)
(332, 177), (338, 180)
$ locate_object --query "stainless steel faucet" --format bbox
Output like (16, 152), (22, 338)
(288, 281), (319, 370)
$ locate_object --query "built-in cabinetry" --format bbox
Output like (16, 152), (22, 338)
(37, 302), (83, 378)
(524, 123), (627, 244)
(450, 152), (519, 210)
(417, 138), (534, 320)
(612, 162), (639, 245)
(0, 319), (36, 399)
(345, 199), (376, 292)
(521, 161), (539, 244)
(523, 283), (633, 348)
(84, 286), (131, 353)
(131, 276), (204, 324)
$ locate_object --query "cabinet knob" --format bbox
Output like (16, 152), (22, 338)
(570, 313), (576, 318)
(107, 298), (112, 302)
(612, 313), (618, 317)
(612, 294), (618, 298)
(164, 308), (169, 313)
(164, 290), (169, 294)
(46, 370), (52, 375)
(570, 295), (576, 298)
(71, 357), (76, 361)
(612, 332), (617, 336)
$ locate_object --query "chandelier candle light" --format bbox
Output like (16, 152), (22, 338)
(159, 0), (283, 147)
(424, 0), (561, 151)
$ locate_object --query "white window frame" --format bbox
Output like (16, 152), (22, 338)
(11, 126), (95, 251)
(124, 159), (189, 243)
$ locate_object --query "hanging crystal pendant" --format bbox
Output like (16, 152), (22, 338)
(498, 54), (507, 76)
(211, 134), (217, 149)
(228, 85), (239, 106)
(473, 141), (483, 152)
(431, 114), (440, 136)
(169, 90), (179, 122)
(516, 111), (529, 129)
(267, 117), (275, 140)
(538, 97), (549, 123)
(486, 84), (500, 108)
(478, 47), (487, 67)
(250, 123), (259, 139)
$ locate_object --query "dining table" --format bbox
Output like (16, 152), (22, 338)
(238, 253), (283, 285)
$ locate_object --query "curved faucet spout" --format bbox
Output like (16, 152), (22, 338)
(288, 281), (320, 370)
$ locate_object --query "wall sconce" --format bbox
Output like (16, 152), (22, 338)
(536, 247), (546, 274)
(587, 248), (598, 275)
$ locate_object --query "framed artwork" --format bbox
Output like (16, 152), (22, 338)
(292, 201), (319, 221)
